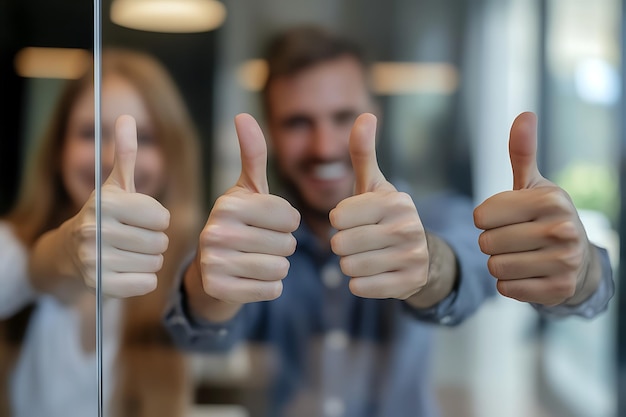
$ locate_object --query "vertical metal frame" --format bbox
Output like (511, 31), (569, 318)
(618, 0), (626, 412)
(93, 0), (103, 415)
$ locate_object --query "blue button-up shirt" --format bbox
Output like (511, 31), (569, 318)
(164, 192), (614, 417)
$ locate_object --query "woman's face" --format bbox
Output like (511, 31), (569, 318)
(61, 75), (166, 210)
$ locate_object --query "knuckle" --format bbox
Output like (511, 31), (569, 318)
(76, 222), (97, 242)
(211, 195), (241, 219)
(556, 247), (583, 271)
(78, 246), (96, 267)
(135, 274), (158, 295)
(154, 205), (170, 230)
(393, 192), (415, 209)
(339, 256), (355, 277)
(138, 274), (158, 295)
(274, 257), (290, 279)
(157, 232), (170, 253)
(496, 280), (514, 299)
(284, 234), (298, 256)
(151, 254), (164, 272)
(200, 224), (227, 248)
(540, 188), (572, 214)
(203, 276), (226, 300)
(487, 256), (506, 279)
(328, 208), (342, 230)
(348, 278), (369, 298)
(391, 220), (422, 242)
(288, 207), (301, 231)
(473, 206), (486, 229)
(263, 281), (283, 301)
(408, 247), (428, 268)
(329, 233), (346, 256)
(477, 231), (492, 254)
(200, 251), (225, 273)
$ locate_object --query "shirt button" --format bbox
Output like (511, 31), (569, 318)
(323, 396), (345, 417)
(325, 329), (349, 351)
(217, 328), (229, 337)
(440, 315), (453, 325)
(321, 264), (343, 289)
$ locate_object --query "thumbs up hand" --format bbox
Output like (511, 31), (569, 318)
(330, 114), (430, 300)
(195, 113), (300, 308)
(474, 112), (593, 306)
(69, 115), (171, 297)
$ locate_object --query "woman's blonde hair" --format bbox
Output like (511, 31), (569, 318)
(5, 48), (203, 416)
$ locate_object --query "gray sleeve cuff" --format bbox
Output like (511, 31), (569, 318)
(163, 253), (244, 352)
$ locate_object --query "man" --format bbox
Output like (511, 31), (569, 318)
(165, 26), (613, 416)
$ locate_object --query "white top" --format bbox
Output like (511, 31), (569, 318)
(10, 294), (122, 417)
(0, 221), (35, 318)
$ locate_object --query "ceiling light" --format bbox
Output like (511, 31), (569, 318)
(236, 59), (459, 95)
(371, 62), (459, 95)
(110, 0), (226, 33)
(237, 59), (269, 92)
(14, 47), (90, 79)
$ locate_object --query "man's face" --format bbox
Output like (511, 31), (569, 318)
(267, 55), (374, 216)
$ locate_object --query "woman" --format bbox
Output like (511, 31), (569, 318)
(0, 48), (202, 416)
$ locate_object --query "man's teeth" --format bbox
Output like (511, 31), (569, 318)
(313, 163), (346, 180)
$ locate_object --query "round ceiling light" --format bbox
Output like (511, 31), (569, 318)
(110, 0), (226, 33)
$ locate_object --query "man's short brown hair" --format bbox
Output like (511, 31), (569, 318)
(261, 25), (368, 116)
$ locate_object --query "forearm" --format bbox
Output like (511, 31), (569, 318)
(183, 252), (243, 323)
(405, 232), (458, 309)
(28, 219), (85, 301)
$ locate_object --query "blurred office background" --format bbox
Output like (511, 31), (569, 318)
(0, 0), (622, 416)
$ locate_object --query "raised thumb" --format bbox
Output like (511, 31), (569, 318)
(106, 115), (137, 193)
(509, 112), (543, 190)
(350, 113), (388, 194)
(234, 113), (269, 194)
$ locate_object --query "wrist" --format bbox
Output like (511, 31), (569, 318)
(564, 243), (601, 307)
(184, 251), (242, 323)
(406, 233), (458, 309)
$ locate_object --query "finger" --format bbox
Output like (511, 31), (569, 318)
(103, 251), (164, 273)
(496, 275), (576, 306)
(105, 115), (138, 192)
(201, 223), (297, 256)
(331, 224), (392, 256)
(348, 271), (427, 300)
(478, 220), (580, 255)
(234, 113), (269, 194)
(105, 225), (169, 255)
(350, 113), (389, 194)
(206, 252), (290, 281)
(103, 272), (157, 297)
(330, 190), (408, 230)
(339, 246), (422, 278)
(487, 246), (582, 280)
(211, 193), (300, 233)
(103, 192), (170, 231)
(473, 187), (571, 230)
(203, 274), (283, 303)
(509, 112), (544, 190)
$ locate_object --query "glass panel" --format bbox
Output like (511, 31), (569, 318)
(200, 3), (616, 417)
(0, 0), (621, 417)
(89, 1), (619, 417)
(99, 0), (216, 416)
(537, 1), (620, 416)
(0, 0), (98, 416)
